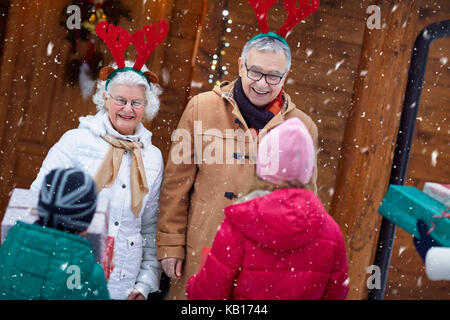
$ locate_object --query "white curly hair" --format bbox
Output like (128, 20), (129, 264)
(92, 60), (162, 120)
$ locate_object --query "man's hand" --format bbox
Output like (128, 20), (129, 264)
(161, 257), (183, 279)
(128, 289), (145, 300)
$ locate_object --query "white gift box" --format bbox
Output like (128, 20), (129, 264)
(1, 188), (110, 263)
(423, 182), (450, 207)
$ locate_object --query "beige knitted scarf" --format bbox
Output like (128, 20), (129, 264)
(94, 134), (148, 218)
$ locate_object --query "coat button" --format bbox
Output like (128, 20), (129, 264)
(122, 184), (126, 189)
(114, 221), (119, 226)
(130, 242), (134, 246)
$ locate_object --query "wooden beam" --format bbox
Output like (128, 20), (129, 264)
(329, 0), (421, 300)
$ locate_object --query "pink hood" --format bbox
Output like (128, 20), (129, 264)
(224, 188), (327, 251)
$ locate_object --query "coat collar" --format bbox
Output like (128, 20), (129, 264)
(78, 110), (153, 145)
(213, 79), (297, 140)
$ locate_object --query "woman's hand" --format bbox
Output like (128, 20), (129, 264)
(161, 257), (183, 279)
(128, 289), (145, 300)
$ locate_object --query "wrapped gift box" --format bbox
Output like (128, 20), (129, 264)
(1, 188), (110, 263)
(378, 185), (450, 247)
(423, 182), (450, 207)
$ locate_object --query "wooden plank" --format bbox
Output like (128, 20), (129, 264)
(13, 152), (44, 184)
(423, 59), (450, 88)
(407, 152), (449, 182)
(329, 0), (421, 300)
(421, 85), (450, 106)
(412, 130), (449, 155)
(288, 88), (352, 119)
(427, 37), (450, 61)
(415, 117), (450, 134)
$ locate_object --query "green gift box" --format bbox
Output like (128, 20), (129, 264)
(378, 185), (450, 247)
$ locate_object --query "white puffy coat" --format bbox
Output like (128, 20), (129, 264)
(30, 110), (164, 299)
(425, 247), (450, 281)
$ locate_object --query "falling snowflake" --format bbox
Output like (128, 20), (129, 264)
(431, 150), (438, 167)
(46, 42), (54, 56)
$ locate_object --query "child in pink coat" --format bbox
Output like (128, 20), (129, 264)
(186, 118), (349, 300)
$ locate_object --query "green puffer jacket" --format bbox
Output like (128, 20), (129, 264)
(0, 221), (110, 300)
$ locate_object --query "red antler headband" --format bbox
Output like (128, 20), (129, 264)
(95, 20), (169, 90)
(248, 0), (320, 46)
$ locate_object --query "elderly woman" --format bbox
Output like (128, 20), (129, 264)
(30, 60), (164, 300)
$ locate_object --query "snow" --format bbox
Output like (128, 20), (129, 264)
(431, 150), (438, 167)
(46, 42), (54, 56)
(398, 246), (407, 256)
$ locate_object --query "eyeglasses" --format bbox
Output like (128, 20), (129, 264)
(244, 63), (286, 85)
(108, 94), (146, 109)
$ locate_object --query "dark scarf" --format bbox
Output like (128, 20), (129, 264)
(233, 77), (283, 131)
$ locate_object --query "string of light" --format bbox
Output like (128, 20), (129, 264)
(208, 8), (232, 86)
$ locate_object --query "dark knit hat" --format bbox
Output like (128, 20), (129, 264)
(36, 168), (97, 234)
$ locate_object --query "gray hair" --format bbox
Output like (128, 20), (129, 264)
(241, 36), (291, 73)
(92, 60), (162, 120)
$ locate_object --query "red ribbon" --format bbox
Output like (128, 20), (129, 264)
(427, 207), (450, 236)
(102, 236), (115, 281)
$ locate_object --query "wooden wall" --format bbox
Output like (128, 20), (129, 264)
(0, 0), (448, 299)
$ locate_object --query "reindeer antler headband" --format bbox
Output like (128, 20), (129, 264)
(95, 20), (169, 90)
(248, 0), (320, 47)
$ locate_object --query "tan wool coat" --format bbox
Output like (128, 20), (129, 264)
(156, 80), (319, 300)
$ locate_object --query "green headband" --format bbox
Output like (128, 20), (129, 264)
(249, 32), (289, 48)
(105, 67), (152, 91)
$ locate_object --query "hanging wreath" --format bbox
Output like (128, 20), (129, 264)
(60, 0), (131, 98)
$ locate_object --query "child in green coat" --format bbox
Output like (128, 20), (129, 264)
(0, 168), (110, 300)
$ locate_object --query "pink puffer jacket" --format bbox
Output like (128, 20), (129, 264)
(186, 188), (349, 300)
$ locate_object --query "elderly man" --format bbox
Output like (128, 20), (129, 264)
(156, 30), (319, 299)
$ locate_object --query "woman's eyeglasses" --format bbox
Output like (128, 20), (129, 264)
(245, 63), (286, 85)
(108, 94), (146, 109)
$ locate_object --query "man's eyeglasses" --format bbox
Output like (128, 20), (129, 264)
(245, 63), (286, 85)
(108, 94), (146, 109)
